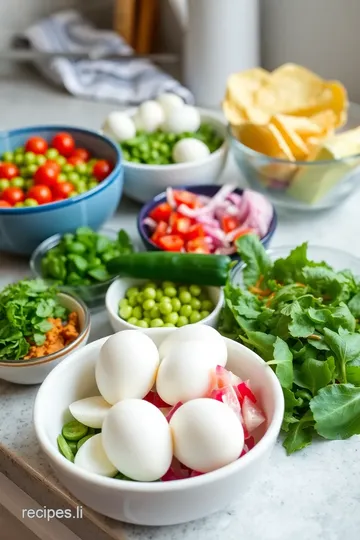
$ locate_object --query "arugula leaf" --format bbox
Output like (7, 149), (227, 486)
(235, 234), (272, 286)
(283, 410), (315, 455)
(348, 292), (360, 318)
(240, 331), (276, 361)
(294, 357), (335, 396)
(323, 328), (349, 382)
(224, 282), (262, 319)
(287, 302), (315, 338)
(272, 243), (309, 283)
(302, 266), (347, 298)
(310, 384), (360, 439)
(267, 337), (293, 389)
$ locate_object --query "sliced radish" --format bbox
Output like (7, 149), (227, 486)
(242, 396), (266, 433)
(236, 381), (257, 404)
(166, 401), (183, 422)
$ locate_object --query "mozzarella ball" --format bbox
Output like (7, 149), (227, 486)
(170, 398), (244, 473)
(173, 138), (210, 163)
(74, 434), (117, 477)
(156, 93), (184, 116)
(95, 331), (160, 405)
(102, 399), (173, 481)
(158, 325), (227, 367)
(156, 341), (218, 405)
(137, 100), (165, 133)
(102, 111), (136, 142)
(69, 396), (111, 429)
(163, 105), (201, 134)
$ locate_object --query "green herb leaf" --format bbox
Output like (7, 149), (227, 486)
(33, 333), (46, 346)
(283, 410), (315, 455)
(235, 234), (272, 286)
(348, 292), (360, 318)
(267, 337), (293, 389)
(241, 331), (276, 361)
(117, 229), (134, 254)
(294, 356), (335, 396)
(272, 243), (309, 283)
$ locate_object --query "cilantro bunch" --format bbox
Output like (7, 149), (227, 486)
(0, 279), (67, 362)
(219, 235), (360, 454)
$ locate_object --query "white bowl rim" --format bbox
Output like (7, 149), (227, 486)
(34, 333), (284, 493)
(105, 277), (224, 333)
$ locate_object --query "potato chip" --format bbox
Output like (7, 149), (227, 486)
(233, 123), (295, 160)
(290, 81), (348, 126)
(226, 68), (271, 110)
(222, 96), (247, 126)
(270, 115), (310, 160)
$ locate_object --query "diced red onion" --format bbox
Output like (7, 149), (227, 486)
(143, 217), (157, 230)
(215, 246), (236, 255)
(166, 187), (176, 208)
(177, 184), (237, 218)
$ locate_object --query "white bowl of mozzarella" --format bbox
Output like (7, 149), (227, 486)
(102, 95), (228, 204)
(34, 326), (284, 526)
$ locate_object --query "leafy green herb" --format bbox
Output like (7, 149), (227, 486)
(218, 234), (360, 454)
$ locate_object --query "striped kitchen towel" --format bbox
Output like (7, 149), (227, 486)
(18, 10), (193, 105)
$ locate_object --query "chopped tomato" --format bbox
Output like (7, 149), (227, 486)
(186, 238), (210, 254)
(25, 136), (48, 155)
(173, 190), (199, 209)
(233, 228), (255, 241)
(158, 234), (184, 252)
(0, 200), (11, 208)
(171, 216), (192, 236)
(149, 202), (172, 223)
(151, 221), (168, 245)
(0, 162), (19, 180)
(186, 223), (206, 241)
(1, 187), (25, 205)
(221, 215), (239, 234)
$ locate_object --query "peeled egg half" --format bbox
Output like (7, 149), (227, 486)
(102, 399), (173, 481)
(69, 396), (111, 429)
(156, 93), (184, 116)
(173, 138), (210, 163)
(137, 100), (165, 133)
(156, 341), (218, 405)
(170, 398), (244, 473)
(163, 105), (201, 134)
(95, 331), (160, 405)
(102, 111), (136, 142)
(74, 434), (118, 477)
(158, 325), (227, 367)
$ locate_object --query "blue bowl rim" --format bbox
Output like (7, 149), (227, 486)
(137, 185), (278, 252)
(0, 125), (122, 215)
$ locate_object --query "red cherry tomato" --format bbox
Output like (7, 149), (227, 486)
(51, 132), (75, 157)
(221, 215), (239, 234)
(148, 203), (172, 223)
(0, 162), (19, 180)
(1, 187), (25, 205)
(92, 159), (112, 182)
(71, 147), (90, 162)
(67, 155), (84, 166)
(158, 234), (184, 252)
(45, 160), (61, 174)
(0, 200), (12, 208)
(27, 185), (52, 205)
(34, 164), (59, 188)
(52, 181), (74, 200)
(25, 136), (48, 155)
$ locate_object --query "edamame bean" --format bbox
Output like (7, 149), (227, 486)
(57, 435), (74, 462)
(68, 441), (78, 455)
(62, 420), (88, 441)
(77, 434), (95, 451)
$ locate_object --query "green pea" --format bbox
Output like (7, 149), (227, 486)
(76, 163), (88, 175)
(143, 310), (151, 319)
(46, 148), (59, 159)
(200, 310), (210, 319)
(126, 286), (139, 298)
(14, 146), (24, 154)
(36, 155), (47, 166)
(171, 298), (181, 312)
(119, 298), (129, 308)
(77, 434), (95, 451)
(26, 164), (38, 177)
(201, 300), (214, 312)
(143, 317), (151, 326)
(164, 286), (177, 298)
(68, 172), (80, 183)
(24, 151), (36, 164)
(14, 202), (24, 208)
(144, 281), (157, 289)
(56, 155), (67, 167)
(132, 306), (143, 319)
(180, 304), (192, 318)
(68, 191), (79, 198)
(11, 177), (25, 188)
(57, 435), (74, 462)
(137, 292), (144, 304)
(150, 318), (164, 328)
(14, 154), (24, 165)
(179, 291), (192, 304)
(63, 163), (74, 174)
(128, 317), (138, 325)
(189, 285), (202, 297)
(0, 178), (10, 191)
(2, 151), (14, 162)
(143, 298), (155, 311)
(150, 306), (160, 319)
(62, 420), (88, 442)
(163, 323), (175, 327)
(165, 312), (179, 325)
(58, 173), (67, 183)
(190, 311), (202, 324)
(88, 181), (98, 190)
(161, 296), (172, 304)
(177, 316), (189, 327)
(119, 306), (132, 320)
(24, 198), (38, 207)
(155, 290), (163, 301)
(159, 302), (172, 315)
(68, 441), (78, 455)
(143, 287), (156, 300)
(190, 298), (201, 310)
(67, 241), (86, 254)
(135, 320), (149, 328)
(128, 296), (138, 307)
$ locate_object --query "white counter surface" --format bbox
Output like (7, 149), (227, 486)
(1, 71), (360, 540)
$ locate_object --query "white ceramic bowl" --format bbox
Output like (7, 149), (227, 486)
(122, 109), (228, 203)
(105, 277), (224, 334)
(34, 328), (284, 526)
(0, 293), (90, 385)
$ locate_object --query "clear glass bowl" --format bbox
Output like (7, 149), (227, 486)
(229, 103), (360, 212)
(30, 228), (118, 312)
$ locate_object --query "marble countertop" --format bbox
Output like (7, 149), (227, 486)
(1, 71), (360, 540)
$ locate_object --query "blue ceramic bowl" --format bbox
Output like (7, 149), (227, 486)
(0, 126), (123, 255)
(137, 185), (277, 256)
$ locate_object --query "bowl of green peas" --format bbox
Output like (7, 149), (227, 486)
(105, 277), (224, 334)
(118, 109), (228, 204)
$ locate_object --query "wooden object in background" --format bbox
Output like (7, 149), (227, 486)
(113, 0), (138, 47)
(135, 0), (158, 54)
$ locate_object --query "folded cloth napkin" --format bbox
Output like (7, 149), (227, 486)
(18, 10), (193, 105)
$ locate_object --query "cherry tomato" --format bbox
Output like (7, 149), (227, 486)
(51, 132), (75, 157)
(158, 234), (184, 252)
(173, 190), (199, 209)
(151, 221), (168, 246)
(27, 185), (52, 205)
(34, 164), (59, 188)
(25, 136), (48, 155)
(0, 200), (11, 208)
(186, 223), (206, 241)
(1, 187), (25, 205)
(45, 160), (61, 174)
(0, 162), (19, 180)
(67, 155), (84, 166)
(71, 147), (90, 162)
(93, 159), (112, 182)
(221, 215), (239, 234)
(148, 203), (172, 223)
(186, 238), (210, 254)
(52, 181), (74, 199)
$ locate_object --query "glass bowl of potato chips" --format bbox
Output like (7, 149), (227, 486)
(223, 64), (360, 211)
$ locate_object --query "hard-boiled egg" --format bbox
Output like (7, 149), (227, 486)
(163, 105), (201, 134)
(133, 110), (144, 131)
(95, 331), (160, 405)
(102, 111), (136, 142)
(172, 138), (210, 163)
(158, 325), (227, 367)
(156, 93), (184, 116)
(74, 434), (118, 477)
(170, 398), (244, 473)
(69, 396), (111, 429)
(137, 100), (165, 133)
(156, 341), (218, 405)
(102, 399), (173, 481)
